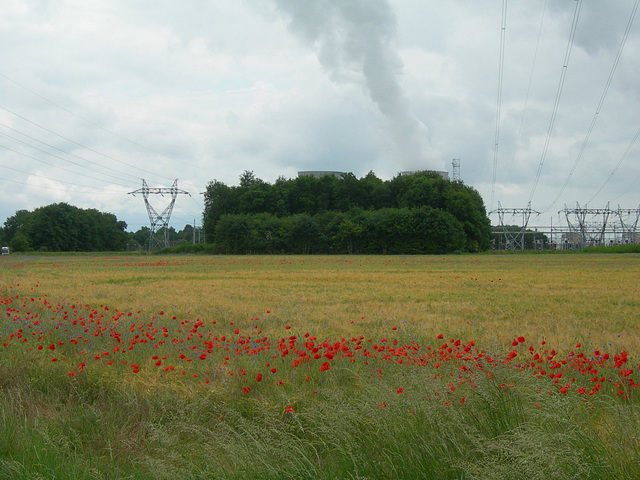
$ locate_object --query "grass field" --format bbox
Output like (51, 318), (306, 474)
(1, 253), (640, 479)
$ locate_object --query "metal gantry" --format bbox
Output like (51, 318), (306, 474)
(617, 205), (640, 244)
(561, 203), (611, 248)
(129, 179), (190, 251)
(558, 203), (640, 248)
(489, 200), (639, 251)
(490, 202), (540, 250)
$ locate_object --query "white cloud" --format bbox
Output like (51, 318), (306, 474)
(0, 0), (638, 232)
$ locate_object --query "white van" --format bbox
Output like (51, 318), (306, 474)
(1, 246), (9, 255)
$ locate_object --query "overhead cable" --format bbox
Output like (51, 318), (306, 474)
(506, 0), (547, 183)
(490, 0), (508, 211)
(0, 103), (174, 184)
(527, 0), (582, 206)
(543, 0), (639, 212)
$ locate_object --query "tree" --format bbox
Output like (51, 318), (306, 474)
(1, 209), (32, 244)
(287, 214), (324, 254)
(200, 170), (492, 254)
(9, 234), (30, 252)
(203, 180), (240, 240)
(2, 203), (128, 252)
(334, 218), (364, 254)
(214, 215), (251, 254)
(239, 178), (271, 214)
(444, 183), (491, 252)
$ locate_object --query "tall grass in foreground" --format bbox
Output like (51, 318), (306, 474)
(2, 254), (640, 478)
(2, 295), (640, 478)
(1, 352), (638, 479)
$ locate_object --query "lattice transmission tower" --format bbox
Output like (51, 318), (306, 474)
(490, 202), (540, 250)
(452, 159), (461, 182)
(617, 205), (640, 244)
(561, 203), (612, 248)
(128, 179), (190, 251)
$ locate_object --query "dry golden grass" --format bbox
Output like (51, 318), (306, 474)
(2, 253), (639, 353)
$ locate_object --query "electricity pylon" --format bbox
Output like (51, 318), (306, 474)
(561, 202), (611, 248)
(129, 179), (190, 251)
(490, 201), (539, 250)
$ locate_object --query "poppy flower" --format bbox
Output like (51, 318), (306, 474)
(285, 405), (295, 413)
(320, 361), (330, 372)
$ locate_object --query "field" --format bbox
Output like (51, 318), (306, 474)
(1, 253), (640, 479)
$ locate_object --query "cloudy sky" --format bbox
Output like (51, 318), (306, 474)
(1, 0), (639, 232)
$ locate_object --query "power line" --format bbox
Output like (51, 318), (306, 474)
(528, 0), (582, 206)
(0, 71), (187, 165)
(0, 127), (139, 187)
(506, 0), (547, 184)
(607, 126), (640, 202)
(0, 103), (174, 184)
(0, 72), (228, 184)
(0, 141), (136, 189)
(0, 159), (127, 194)
(490, 0), (508, 211)
(543, 0), (639, 212)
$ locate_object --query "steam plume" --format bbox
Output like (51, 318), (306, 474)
(271, 0), (435, 169)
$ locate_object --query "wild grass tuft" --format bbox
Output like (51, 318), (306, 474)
(2, 254), (640, 478)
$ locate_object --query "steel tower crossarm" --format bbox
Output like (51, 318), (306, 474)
(128, 179), (190, 251)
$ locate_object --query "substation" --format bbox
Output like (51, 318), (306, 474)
(491, 203), (640, 251)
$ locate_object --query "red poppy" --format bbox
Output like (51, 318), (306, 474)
(256, 373), (263, 382)
(285, 405), (295, 413)
(320, 361), (330, 372)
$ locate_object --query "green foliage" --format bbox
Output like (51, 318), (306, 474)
(9, 234), (30, 253)
(208, 208), (466, 255)
(0, 345), (634, 479)
(1, 203), (128, 252)
(203, 171), (490, 254)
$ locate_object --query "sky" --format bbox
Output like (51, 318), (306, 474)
(0, 0), (639, 232)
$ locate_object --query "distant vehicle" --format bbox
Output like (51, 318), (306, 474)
(1, 246), (9, 255)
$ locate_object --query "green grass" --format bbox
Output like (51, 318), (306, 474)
(1, 351), (635, 479)
(1, 254), (640, 478)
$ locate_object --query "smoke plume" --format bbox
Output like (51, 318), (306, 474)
(271, 0), (435, 169)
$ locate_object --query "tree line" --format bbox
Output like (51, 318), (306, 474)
(0, 171), (492, 254)
(0, 203), (128, 252)
(203, 171), (491, 254)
